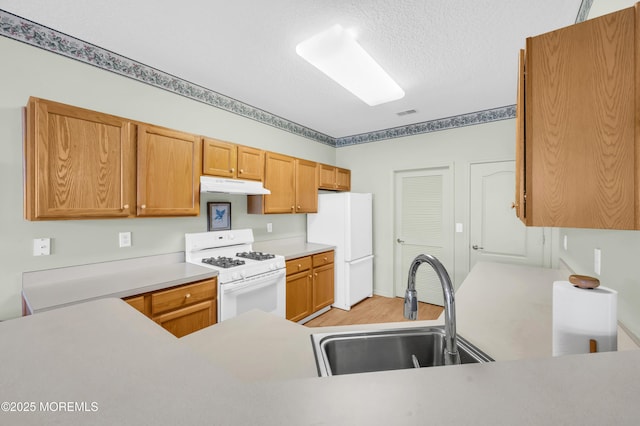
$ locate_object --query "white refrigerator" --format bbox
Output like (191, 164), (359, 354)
(307, 193), (373, 311)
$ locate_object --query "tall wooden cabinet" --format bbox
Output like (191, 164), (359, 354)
(24, 97), (135, 219)
(247, 152), (318, 214)
(137, 124), (201, 217)
(516, 6), (638, 229)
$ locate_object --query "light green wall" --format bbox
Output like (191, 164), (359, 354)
(0, 36), (334, 320)
(337, 119), (516, 297)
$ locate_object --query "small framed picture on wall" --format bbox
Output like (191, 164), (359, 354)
(207, 202), (231, 231)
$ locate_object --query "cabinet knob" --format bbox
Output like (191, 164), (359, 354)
(297, 205), (301, 210)
(511, 202), (518, 209)
(185, 293), (191, 299)
(298, 264), (302, 269)
(123, 204), (129, 209)
(230, 168), (235, 173)
(239, 169), (244, 174)
(323, 257), (327, 261)
(141, 204), (146, 209)
(291, 206), (295, 211)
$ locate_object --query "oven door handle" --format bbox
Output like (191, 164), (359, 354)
(223, 269), (285, 295)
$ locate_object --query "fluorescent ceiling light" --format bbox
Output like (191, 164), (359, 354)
(296, 24), (405, 106)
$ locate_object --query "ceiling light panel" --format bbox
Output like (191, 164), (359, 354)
(296, 24), (405, 106)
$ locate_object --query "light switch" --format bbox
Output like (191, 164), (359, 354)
(33, 238), (51, 256)
(563, 235), (568, 251)
(267, 223), (273, 233)
(119, 232), (132, 248)
(455, 223), (463, 233)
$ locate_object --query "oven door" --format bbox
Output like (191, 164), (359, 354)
(218, 268), (286, 322)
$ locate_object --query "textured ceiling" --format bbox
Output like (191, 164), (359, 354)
(0, 0), (584, 140)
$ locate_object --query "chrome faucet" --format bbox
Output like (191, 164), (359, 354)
(404, 254), (460, 365)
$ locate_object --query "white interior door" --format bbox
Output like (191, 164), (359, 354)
(394, 167), (453, 306)
(469, 161), (548, 270)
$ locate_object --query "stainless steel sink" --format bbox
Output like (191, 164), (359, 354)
(311, 326), (493, 377)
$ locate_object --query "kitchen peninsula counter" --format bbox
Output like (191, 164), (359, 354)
(4, 262), (640, 425)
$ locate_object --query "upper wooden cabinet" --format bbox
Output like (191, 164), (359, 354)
(137, 124), (201, 217)
(247, 153), (318, 214)
(516, 6), (638, 229)
(202, 138), (264, 181)
(318, 163), (351, 191)
(295, 158), (319, 213)
(24, 97), (136, 220)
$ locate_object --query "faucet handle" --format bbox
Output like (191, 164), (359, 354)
(403, 289), (418, 320)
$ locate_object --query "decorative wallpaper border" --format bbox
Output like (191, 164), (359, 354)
(0, 4), (591, 148)
(336, 105), (516, 147)
(576, 0), (593, 23)
(0, 9), (336, 147)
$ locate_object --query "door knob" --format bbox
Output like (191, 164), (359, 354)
(397, 238), (405, 243)
(472, 245), (484, 250)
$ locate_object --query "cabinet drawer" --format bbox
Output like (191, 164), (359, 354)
(153, 300), (216, 338)
(151, 278), (216, 316)
(312, 251), (334, 267)
(286, 256), (312, 276)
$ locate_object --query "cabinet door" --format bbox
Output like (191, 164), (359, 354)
(202, 138), (236, 177)
(25, 97), (135, 220)
(237, 145), (264, 181)
(137, 124), (201, 216)
(336, 168), (351, 191)
(153, 300), (216, 338)
(318, 164), (337, 190)
(262, 152), (296, 213)
(295, 159), (318, 213)
(524, 8), (635, 229)
(312, 263), (334, 312)
(286, 270), (312, 322)
(514, 49), (526, 223)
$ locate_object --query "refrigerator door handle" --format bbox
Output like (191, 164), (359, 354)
(348, 255), (374, 265)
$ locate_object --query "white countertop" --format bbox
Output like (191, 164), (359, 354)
(4, 261), (640, 425)
(21, 253), (217, 313)
(253, 237), (334, 260)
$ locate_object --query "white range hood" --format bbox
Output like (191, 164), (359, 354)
(200, 176), (270, 195)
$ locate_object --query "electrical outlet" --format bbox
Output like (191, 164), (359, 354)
(33, 238), (51, 256)
(594, 248), (601, 276)
(267, 223), (273, 233)
(119, 232), (132, 248)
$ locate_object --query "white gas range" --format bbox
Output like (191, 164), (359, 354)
(185, 229), (286, 322)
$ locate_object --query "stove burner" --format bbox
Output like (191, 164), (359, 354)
(236, 251), (276, 261)
(202, 256), (246, 268)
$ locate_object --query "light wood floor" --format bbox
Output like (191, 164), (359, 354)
(304, 295), (444, 327)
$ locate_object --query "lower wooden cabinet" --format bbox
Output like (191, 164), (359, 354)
(286, 270), (313, 323)
(312, 259), (334, 312)
(123, 277), (217, 337)
(285, 251), (334, 323)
